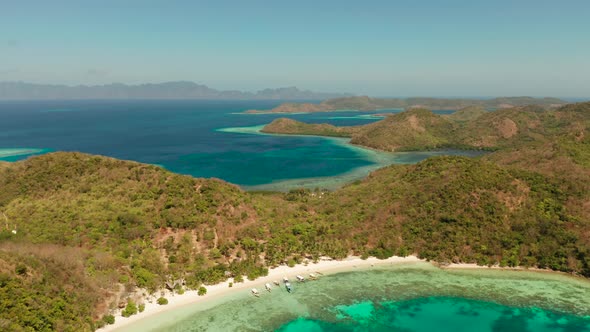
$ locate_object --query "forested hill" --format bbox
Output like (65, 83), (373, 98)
(263, 102), (590, 152)
(0, 102), (589, 331)
(245, 96), (568, 113)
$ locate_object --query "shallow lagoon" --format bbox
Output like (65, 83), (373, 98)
(217, 124), (485, 191)
(114, 262), (590, 332)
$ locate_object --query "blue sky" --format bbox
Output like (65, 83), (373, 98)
(1, 0), (589, 97)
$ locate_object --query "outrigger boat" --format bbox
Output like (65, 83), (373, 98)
(251, 288), (260, 297)
(309, 273), (318, 280)
(265, 283), (272, 292)
(273, 280), (280, 286)
(285, 282), (292, 293)
(296, 275), (305, 282)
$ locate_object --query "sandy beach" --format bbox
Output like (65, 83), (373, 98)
(101, 255), (423, 331)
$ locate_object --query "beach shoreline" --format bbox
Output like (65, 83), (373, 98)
(100, 255), (423, 331)
(101, 255), (585, 331)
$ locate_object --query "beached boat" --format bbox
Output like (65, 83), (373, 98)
(296, 275), (305, 282)
(285, 282), (292, 293)
(251, 288), (260, 297)
(265, 283), (272, 292)
(273, 280), (280, 286)
(309, 273), (318, 280)
(283, 276), (289, 283)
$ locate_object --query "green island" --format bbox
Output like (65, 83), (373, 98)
(244, 96), (567, 113)
(0, 102), (589, 331)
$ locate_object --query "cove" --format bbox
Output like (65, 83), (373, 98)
(111, 262), (590, 332)
(0, 100), (479, 191)
(217, 124), (486, 191)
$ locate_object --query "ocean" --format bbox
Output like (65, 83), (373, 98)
(0, 100), (480, 191)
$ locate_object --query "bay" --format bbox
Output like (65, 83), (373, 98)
(0, 100), (476, 190)
(114, 262), (590, 331)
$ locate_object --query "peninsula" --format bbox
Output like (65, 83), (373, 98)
(245, 96), (567, 113)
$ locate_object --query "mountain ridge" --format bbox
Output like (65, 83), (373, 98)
(246, 96), (569, 113)
(0, 81), (352, 100)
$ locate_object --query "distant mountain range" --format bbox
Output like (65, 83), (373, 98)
(0, 81), (352, 100)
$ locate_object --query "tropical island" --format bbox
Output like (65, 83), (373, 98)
(244, 96), (567, 113)
(0, 100), (588, 330)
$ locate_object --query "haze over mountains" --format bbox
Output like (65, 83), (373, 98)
(0, 81), (352, 100)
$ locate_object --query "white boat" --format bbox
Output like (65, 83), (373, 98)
(309, 273), (318, 280)
(265, 283), (272, 292)
(296, 275), (305, 282)
(285, 282), (292, 293)
(251, 288), (260, 297)
(283, 276), (289, 283)
(273, 280), (280, 286)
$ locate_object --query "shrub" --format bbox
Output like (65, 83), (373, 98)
(138, 304), (145, 313)
(102, 314), (115, 325)
(198, 286), (207, 296)
(121, 301), (138, 317)
(157, 297), (168, 305)
(15, 264), (28, 276)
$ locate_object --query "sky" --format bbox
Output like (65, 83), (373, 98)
(1, 0), (589, 97)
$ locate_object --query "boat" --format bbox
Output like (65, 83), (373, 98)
(265, 283), (272, 292)
(273, 280), (280, 286)
(251, 288), (260, 297)
(296, 275), (305, 282)
(283, 276), (289, 283)
(285, 282), (292, 293)
(309, 273), (318, 280)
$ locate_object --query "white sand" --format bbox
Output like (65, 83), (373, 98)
(101, 255), (423, 331)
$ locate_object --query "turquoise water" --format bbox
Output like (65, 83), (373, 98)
(217, 124), (484, 190)
(114, 263), (590, 332)
(0, 148), (52, 161)
(279, 298), (590, 331)
(0, 100), (467, 190)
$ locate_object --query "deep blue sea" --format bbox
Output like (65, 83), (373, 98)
(0, 100), (477, 190)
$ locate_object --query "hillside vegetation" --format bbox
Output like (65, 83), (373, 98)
(0, 102), (589, 331)
(262, 102), (590, 152)
(445, 106), (487, 122)
(261, 118), (357, 137)
(349, 108), (457, 151)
